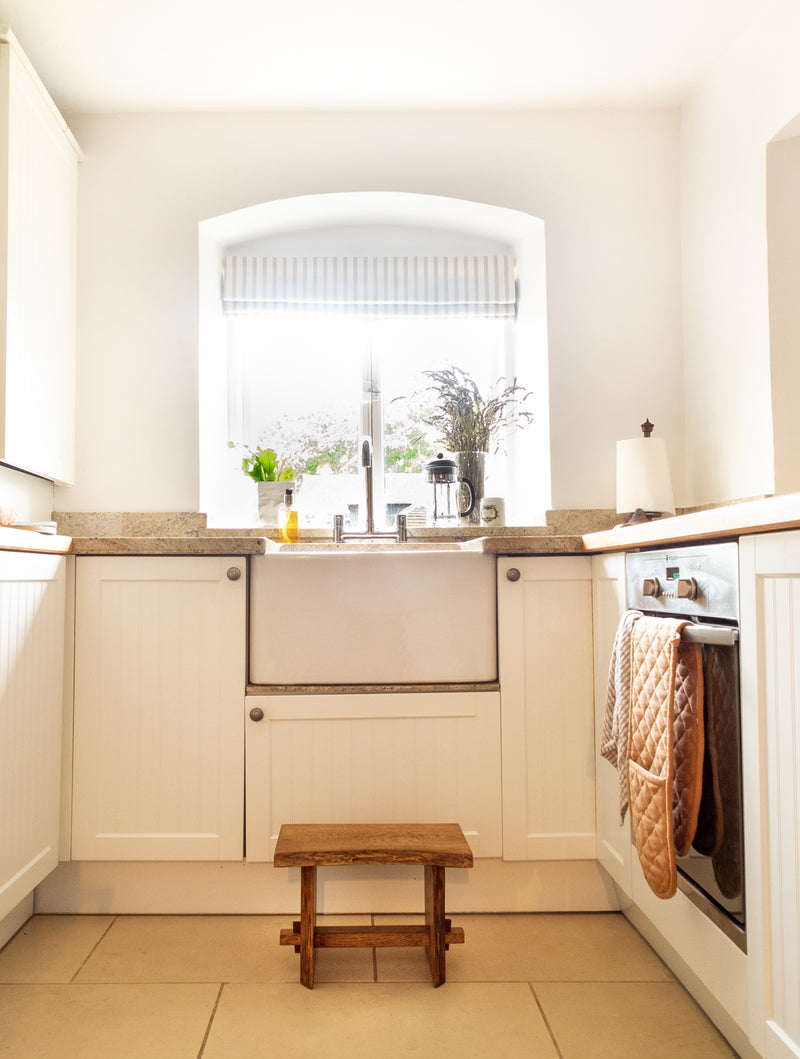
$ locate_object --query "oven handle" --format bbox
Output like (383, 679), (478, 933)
(680, 624), (739, 647)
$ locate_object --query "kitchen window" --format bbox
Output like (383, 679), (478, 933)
(226, 311), (512, 528)
(223, 252), (516, 529)
(198, 194), (550, 528)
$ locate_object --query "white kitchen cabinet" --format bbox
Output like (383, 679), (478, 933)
(244, 689), (503, 862)
(0, 29), (81, 484)
(740, 531), (800, 1059)
(591, 551), (633, 895)
(0, 552), (66, 919)
(497, 556), (596, 860)
(71, 556), (246, 860)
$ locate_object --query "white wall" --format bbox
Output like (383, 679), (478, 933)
(0, 465), (53, 524)
(767, 132), (800, 496)
(681, 0), (800, 507)
(56, 108), (682, 516)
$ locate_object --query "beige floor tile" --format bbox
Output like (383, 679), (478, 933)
(74, 914), (374, 984)
(534, 981), (737, 1058)
(0, 915), (115, 984)
(375, 912), (674, 982)
(0, 982), (218, 1059)
(203, 981), (559, 1058)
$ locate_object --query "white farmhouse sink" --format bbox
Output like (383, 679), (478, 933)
(249, 549), (497, 684)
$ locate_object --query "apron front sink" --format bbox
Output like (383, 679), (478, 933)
(249, 549), (497, 684)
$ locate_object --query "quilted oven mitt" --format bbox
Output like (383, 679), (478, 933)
(628, 616), (701, 899)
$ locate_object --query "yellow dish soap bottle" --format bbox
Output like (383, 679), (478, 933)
(279, 488), (298, 544)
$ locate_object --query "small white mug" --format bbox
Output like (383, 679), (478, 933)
(480, 497), (505, 527)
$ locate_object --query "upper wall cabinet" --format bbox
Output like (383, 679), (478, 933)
(0, 28), (81, 485)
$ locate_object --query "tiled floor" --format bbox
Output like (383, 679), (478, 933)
(0, 912), (737, 1058)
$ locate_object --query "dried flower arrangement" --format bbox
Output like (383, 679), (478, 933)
(418, 366), (534, 454)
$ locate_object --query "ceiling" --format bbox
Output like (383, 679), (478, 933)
(0, 0), (762, 114)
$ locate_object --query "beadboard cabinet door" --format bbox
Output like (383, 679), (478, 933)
(72, 557), (246, 861)
(740, 531), (800, 1059)
(591, 552), (633, 895)
(244, 690), (503, 862)
(497, 556), (596, 860)
(0, 31), (80, 484)
(0, 552), (66, 918)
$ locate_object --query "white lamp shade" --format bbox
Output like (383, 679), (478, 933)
(616, 437), (675, 515)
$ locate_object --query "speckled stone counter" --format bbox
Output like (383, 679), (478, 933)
(70, 536), (268, 555)
(53, 509), (617, 557)
(247, 681), (501, 695)
(476, 534), (584, 555)
(54, 495), (800, 558)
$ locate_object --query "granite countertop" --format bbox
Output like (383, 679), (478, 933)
(9, 495), (800, 558)
(66, 534), (585, 557)
(70, 536), (269, 556)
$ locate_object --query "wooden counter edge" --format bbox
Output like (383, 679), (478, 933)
(583, 494), (800, 553)
(0, 526), (72, 554)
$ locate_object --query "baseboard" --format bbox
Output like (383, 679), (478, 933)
(34, 858), (619, 915)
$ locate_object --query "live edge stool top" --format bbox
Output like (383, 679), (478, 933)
(273, 822), (474, 868)
(274, 822), (474, 988)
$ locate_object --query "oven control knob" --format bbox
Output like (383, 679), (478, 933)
(641, 578), (661, 598)
(677, 577), (698, 600)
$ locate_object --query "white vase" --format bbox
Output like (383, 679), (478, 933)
(257, 481), (289, 527)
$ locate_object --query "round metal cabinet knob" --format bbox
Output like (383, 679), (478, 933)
(677, 577), (698, 600)
(226, 566), (242, 581)
(506, 568), (521, 582)
(249, 706), (265, 722)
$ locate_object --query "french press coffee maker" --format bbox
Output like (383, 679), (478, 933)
(424, 453), (475, 525)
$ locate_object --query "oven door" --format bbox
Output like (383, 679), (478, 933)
(672, 632), (745, 950)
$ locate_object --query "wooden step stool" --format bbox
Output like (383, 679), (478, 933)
(273, 823), (474, 988)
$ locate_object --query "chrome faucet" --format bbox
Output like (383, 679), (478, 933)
(362, 436), (376, 534)
(333, 436), (408, 543)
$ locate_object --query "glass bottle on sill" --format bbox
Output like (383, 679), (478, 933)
(279, 489), (298, 544)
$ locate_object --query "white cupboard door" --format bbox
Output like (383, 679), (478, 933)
(72, 557), (246, 861)
(0, 553), (66, 918)
(245, 690), (503, 862)
(0, 35), (79, 484)
(591, 552), (633, 896)
(498, 556), (596, 860)
(740, 532), (800, 1059)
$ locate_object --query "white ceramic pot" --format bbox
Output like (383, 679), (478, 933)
(257, 481), (289, 527)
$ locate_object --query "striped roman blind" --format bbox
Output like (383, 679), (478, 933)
(221, 254), (517, 318)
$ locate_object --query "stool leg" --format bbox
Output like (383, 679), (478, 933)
(300, 866), (317, 989)
(425, 864), (446, 987)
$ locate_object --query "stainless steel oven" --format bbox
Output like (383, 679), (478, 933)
(626, 541), (745, 951)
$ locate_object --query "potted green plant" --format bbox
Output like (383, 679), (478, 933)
(417, 367), (533, 525)
(233, 443), (295, 526)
